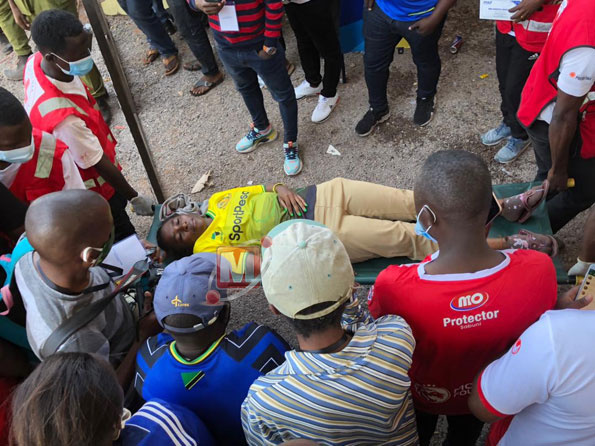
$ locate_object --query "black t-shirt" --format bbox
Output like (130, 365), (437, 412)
(0, 183), (27, 251)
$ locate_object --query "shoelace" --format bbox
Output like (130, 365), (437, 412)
(284, 144), (298, 160)
(246, 124), (266, 141)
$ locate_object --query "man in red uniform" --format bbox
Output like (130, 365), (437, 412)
(368, 150), (557, 446)
(517, 0), (595, 233)
(24, 10), (155, 241)
(0, 87), (84, 203)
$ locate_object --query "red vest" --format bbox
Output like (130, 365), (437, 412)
(517, 0), (595, 159)
(8, 129), (67, 203)
(24, 52), (118, 200)
(496, 1), (560, 53)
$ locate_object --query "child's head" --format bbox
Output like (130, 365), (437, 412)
(10, 352), (124, 446)
(31, 10), (94, 77)
(157, 213), (209, 259)
(153, 253), (230, 344)
(0, 87), (33, 167)
(25, 190), (114, 267)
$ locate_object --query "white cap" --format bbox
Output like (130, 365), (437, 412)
(261, 220), (354, 319)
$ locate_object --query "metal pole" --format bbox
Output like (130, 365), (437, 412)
(82, 0), (165, 202)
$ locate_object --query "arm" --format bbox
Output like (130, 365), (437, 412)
(7, 0), (30, 30)
(547, 91), (585, 192)
(93, 153), (137, 201)
(0, 182), (26, 243)
(263, 0), (284, 50)
(408, 0), (457, 36)
(265, 183), (307, 216)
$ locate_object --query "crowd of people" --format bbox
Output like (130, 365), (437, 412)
(0, 0), (594, 444)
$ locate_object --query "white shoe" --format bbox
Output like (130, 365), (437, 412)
(294, 80), (322, 100)
(312, 94), (339, 123)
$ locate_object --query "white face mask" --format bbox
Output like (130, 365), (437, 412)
(0, 135), (35, 164)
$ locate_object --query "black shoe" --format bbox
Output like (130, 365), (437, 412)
(164, 18), (177, 35)
(2, 43), (13, 55)
(96, 95), (113, 126)
(355, 108), (390, 137)
(413, 96), (434, 127)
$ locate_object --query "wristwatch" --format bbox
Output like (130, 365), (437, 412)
(262, 45), (277, 56)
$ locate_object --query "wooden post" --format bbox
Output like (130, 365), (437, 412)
(82, 0), (165, 202)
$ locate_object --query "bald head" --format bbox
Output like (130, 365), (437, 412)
(414, 150), (492, 223)
(26, 190), (113, 263)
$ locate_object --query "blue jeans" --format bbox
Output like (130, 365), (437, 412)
(363, 5), (444, 113)
(168, 0), (219, 76)
(152, 0), (172, 25)
(217, 42), (298, 143)
(117, 0), (177, 57)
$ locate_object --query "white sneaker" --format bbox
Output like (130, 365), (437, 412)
(311, 94), (339, 123)
(294, 80), (322, 100)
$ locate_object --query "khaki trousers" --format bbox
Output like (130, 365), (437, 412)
(314, 178), (437, 262)
(0, 0), (29, 55)
(8, 0), (107, 97)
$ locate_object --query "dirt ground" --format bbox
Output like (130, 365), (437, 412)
(0, 0), (586, 442)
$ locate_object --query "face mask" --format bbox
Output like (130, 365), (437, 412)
(81, 228), (115, 266)
(0, 135), (35, 164)
(415, 205), (438, 244)
(51, 51), (94, 76)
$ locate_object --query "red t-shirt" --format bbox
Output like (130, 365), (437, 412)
(368, 249), (557, 415)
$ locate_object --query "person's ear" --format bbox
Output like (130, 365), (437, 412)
(269, 304), (281, 315)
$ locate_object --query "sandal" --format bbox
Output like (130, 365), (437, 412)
(183, 60), (202, 71)
(143, 49), (160, 65)
(190, 74), (224, 97)
(163, 54), (180, 76)
(504, 229), (559, 257)
(501, 180), (549, 223)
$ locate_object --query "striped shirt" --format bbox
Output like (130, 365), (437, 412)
(207, 0), (284, 47)
(241, 296), (418, 445)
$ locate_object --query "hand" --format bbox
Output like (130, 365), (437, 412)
(556, 286), (593, 310)
(11, 7), (30, 30)
(138, 310), (162, 339)
(509, 0), (545, 22)
(257, 49), (274, 60)
(365, 0), (375, 10)
(276, 185), (307, 217)
(547, 168), (569, 193)
(408, 15), (440, 36)
(140, 239), (165, 263)
(196, 0), (225, 15)
(131, 195), (155, 216)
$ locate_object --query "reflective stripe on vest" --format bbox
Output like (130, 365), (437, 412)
(83, 178), (96, 189)
(518, 19), (553, 33)
(34, 132), (57, 179)
(38, 97), (88, 118)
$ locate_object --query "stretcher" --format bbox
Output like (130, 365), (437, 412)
(147, 182), (569, 285)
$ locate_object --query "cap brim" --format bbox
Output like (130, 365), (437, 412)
(291, 289), (352, 320)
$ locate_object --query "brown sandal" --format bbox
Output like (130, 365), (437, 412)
(183, 60), (202, 71)
(163, 54), (180, 76)
(143, 49), (160, 65)
(501, 181), (550, 223)
(190, 74), (224, 97)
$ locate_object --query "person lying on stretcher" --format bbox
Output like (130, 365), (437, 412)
(156, 177), (557, 267)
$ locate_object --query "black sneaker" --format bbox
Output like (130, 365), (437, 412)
(164, 18), (177, 35)
(355, 108), (390, 137)
(413, 96), (435, 127)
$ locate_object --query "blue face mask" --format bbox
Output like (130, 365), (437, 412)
(415, 205), (438, 244)
(52, 51), (94, 77)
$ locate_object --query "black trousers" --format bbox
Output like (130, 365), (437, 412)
(495, 31), (536, 140)
(108, 192), (137, 242)
(285, 0), (342, 98)
(416, 410), (484, 446)
(528, 120), (595, 233)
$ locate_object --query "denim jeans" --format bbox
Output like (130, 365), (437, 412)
(168, 0), (219, 76)
(363, 5), (445, 114)
(217, 42), (298, 143)
(117, 0), (177, 57)
(152, 0), (172, 25)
